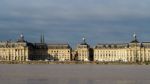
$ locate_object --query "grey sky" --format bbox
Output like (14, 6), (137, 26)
(0, 0), (150, 47)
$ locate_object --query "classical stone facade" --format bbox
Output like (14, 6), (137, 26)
(94, 34), (150, 62)
(94, 43), (127, 62)
(47, 44), (72, 61)
(1, 33), (150, 63)
(0, 34), (49, 61)
(75, 38), (91, 61)
(0, 42), (29, 61)
(0, 34), (29, 61)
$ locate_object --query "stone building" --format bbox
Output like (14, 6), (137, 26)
(0, 34), (72, 62)
(94, 43), (128, 62)
(76, 38), (91, 61)
(94, 34), (150, 62)
(0, 34), (29, 61)
(0, 34), (49, 61)
(47, 44), (72, 61)
(28, 43), (48, 60)
(28, 34), (49, 60)
(1, 33), (150, 63)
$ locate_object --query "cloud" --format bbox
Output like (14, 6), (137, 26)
(0, 0), (150, 47)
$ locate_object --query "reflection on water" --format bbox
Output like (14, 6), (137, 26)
(0, 64), (150, 84)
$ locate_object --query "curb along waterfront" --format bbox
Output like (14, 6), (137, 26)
(0, 61), (149, 65)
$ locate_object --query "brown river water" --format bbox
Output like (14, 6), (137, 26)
(0, 64), (150, 84)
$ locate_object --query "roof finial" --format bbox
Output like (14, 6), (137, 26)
(130, 32), (139, 43)
(82, 33), (86, 43)
(82, 37), (86, 43)
(133, 32), (137, 40)
(20, 33), (24, 39)
(17, 33), (25, 42)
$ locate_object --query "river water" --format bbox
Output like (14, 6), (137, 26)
(0, 64), (150, 84)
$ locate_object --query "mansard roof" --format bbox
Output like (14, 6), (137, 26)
(47, 43), (71, 49)
(33, 43), (48, 49)
(141, 42), (150, 48)
(80, 41), (89, 45)
(130, 39), (139, 43)
(95, 42), (150, 49)
(0, 41), (29, 48)
(95, 43), (128, 49)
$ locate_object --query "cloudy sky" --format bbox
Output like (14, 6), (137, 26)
(0, 0), (150, 47)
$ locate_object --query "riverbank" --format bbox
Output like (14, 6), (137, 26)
(0, 61), (149, 65)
